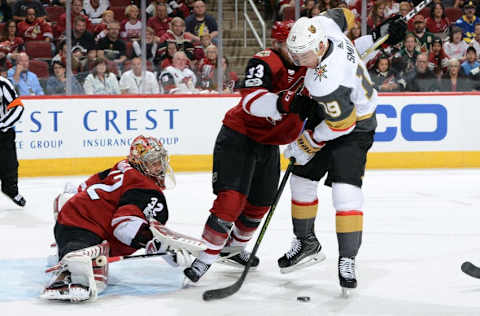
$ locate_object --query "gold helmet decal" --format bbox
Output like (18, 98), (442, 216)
(308, 25), (316, 34)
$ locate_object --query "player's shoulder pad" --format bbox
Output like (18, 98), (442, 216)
(242, 53), (277, 89)
(119, 188), (168, 224)
(322, 8), (355, 33)
(252, 49), (283, 73)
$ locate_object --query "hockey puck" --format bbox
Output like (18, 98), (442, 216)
(297, 296), (310, 302)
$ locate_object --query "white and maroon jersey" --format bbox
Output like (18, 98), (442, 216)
(304, 15), (377, 143)
(222, 49), (306, 145)
(159, 66), (197, 93)
(57, 160), (168, 257)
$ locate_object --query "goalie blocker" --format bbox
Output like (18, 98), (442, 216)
(42, 135), (200, 302)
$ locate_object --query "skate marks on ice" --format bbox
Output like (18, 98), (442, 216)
(0, 257), (184, 301)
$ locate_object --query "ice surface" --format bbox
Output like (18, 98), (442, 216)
(1, 169), (480, 316)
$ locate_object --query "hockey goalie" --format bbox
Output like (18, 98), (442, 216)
(42, 135), (204, 303)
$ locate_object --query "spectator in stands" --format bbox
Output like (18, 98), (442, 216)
(119, 57), (160, 94)
(444, 26), (468, 60)
(367, 1), (386, 32)
(0, 20), (24, 64)
(121, 5), (142, 41)
(310, 3), (322, 17)
(160, 17), (198, 61)
(7, 52), (44, 96)
(318, 0), (338, 11)
(347, 22), (361, 42)
(198, 55), (238, 92)
(157, 40), (178, 69)
(393, 33), (419, 74)
(428, 37), (449, 78)
(132, 27), (160, 63)
(46, 60), (84, 95)
(72, 15), (97, 64)
(93, 9), (115, 41)
(148, 3), (172, 38)
(83, 0), (110, 24)
(13, 0), (46, 22)
(17, 8), (53, 48)
(469, 23), (480, 58)
(83, 57), (120, 94)
(97, 21), (127, 68)
(439, 58), (472, 91)
(369, 55), (402, 91)
(426, 3), (450, 34)
(384, 0), (399, 18)
(56, 0), (92, 37)
(158, 51), (197, 93)
(198, 43), (216, 66)
(412, 15), (434, 52)
(405, 53), (439, 91)
(301, 0), (316, 17)
(199, 32), (212, 52)
(455, 1), (480, 43)
(461, 46), (480, 74)
(0, 0), (12, 23)
(185, 1), (218, 44)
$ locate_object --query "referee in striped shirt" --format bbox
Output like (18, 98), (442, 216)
(0, 75), (26, 207)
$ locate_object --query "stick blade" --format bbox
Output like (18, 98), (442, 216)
(461, 261), (480, 279)
(203, 279), (242, 301)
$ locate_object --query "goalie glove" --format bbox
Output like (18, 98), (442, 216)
(283, 130), (325, 165)
(371, 16), (407, 47)
(145, 238), (193, 267)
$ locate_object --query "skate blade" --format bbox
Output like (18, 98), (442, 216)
(341, 287), (351, 298)
(279, 252), (327, 274)
(216, 258), (259, 270)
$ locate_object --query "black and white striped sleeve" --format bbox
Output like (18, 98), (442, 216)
(0, 77), (24, 132)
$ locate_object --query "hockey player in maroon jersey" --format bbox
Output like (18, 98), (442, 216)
(41, 135), (193, 302)
(183, 20), (321, 283)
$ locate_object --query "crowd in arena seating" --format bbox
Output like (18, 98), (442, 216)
(2, 0), (480, 95)
(279, 0), (480, 92)
(0, 0), (237, 95)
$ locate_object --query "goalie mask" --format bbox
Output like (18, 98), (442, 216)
(287, 17), (327, 67)
(128, 135), (176, 190)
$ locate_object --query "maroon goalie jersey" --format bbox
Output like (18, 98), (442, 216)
(223, 49), (306, 145)
(57, 160), (168, 256)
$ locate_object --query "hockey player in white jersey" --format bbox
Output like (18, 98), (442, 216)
(278, 11), (378, 295)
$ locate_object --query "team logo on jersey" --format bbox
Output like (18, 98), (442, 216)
(308, 25), (316, 34)
(314, 64), (327, 81)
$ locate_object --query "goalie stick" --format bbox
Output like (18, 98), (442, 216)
(360, 0), (432, 60)
(202, 158), (296, 301)
(461, 261), (480, 279)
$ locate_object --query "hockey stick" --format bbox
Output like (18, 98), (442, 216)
(107, 252), (169, 263)
(461, 261), (480, 279)
(202, 157), (296, 301)
(360, 0), (432, 60)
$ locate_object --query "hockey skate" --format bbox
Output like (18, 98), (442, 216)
(277, 233), (326, 274)
(41, 271), (91, 303)
(184, 258), (211, 283)
(338, 256), (357, 297)
(218, 248), (260, 269)
(7, 193), (26, 207)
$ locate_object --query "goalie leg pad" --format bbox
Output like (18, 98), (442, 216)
(42, 241), (110, 302)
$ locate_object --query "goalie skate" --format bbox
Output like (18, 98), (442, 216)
(41, 272), (91, 303)
(277, 233), (326, 274)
